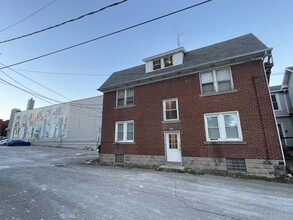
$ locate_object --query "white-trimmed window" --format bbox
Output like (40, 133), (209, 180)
(204, 111), (243, 141)
(153, 59), (161, 70)
(271, 94), (280, 110)
(116, 88), (134, 107)
(115, 121), (134, 143)
(200, 68), (233, 94)
(164, 56), (173, 67)
(163, 98), (179, 121)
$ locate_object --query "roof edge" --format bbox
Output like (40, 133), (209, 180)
(99, 48), (270, 92)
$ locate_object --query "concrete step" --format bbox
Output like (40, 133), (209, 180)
(158, 164), (186, 172)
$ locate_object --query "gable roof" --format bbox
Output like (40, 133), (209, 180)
(99, 33), (271, 92)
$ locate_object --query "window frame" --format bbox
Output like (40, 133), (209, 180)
(115, 120), (134, 143)
(163, 55), (173, 67)
(204, 111), (243, 142)
(200, 67), (234, 94)
(163, 98), (179, 121)
(271, 93), (281, 111)
(116, 88), (134, 107)
(153, 59), (161, 70)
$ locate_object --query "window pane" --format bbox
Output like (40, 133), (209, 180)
(202, 83), (214, 93)
(224, 114), (239, 139)
(166, 110), (177, 120)
(208, 128), (220, 140)
(166, 100), (176, 110)
(118, 124), (123, 132)
(127, 123), (133, 132)
(273, 102), (279, 110)
(216, 69), (230, 81)
(117, 132), (123, 140)
(271, 95), (276, 102)
(207, 116), (218, 127)
(201, 72), (214, 83)
(224, 114), (237, 127)
(169, 134), (178, 149)
(164, 56), (173, 67)
(218, 81), (231, 92)
(118, 90), (125, 98)
(126, 123), (134, 141)
(117, 98), (124, 106)
(207, 116), (220, 140)
(153, 59), (161, 70)
(127, 89), (134, 97)
(226, 127), (239, 139)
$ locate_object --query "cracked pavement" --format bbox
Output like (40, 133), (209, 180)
(0, 146), (293, 220)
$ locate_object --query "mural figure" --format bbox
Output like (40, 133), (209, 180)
(11, 104), (69, 140)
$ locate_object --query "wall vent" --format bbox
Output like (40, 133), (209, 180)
(115, 154), (124, 164)
(226, 158), (247, 172)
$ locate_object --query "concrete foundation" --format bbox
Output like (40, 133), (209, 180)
(99, 154), (285, 178)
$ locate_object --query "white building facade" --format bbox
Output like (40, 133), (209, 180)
(9, 96), (103, 149)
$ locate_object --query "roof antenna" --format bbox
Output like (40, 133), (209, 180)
(173, 28), (190, 48)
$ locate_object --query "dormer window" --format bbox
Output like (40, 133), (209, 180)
(164, 56), (173, 67)
(153, 59), (161, 70)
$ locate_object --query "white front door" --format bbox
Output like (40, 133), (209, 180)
(165, 131), (182, 163)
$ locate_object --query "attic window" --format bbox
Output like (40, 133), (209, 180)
(164, 56), (173, 67)
(153, 59), (161, 70)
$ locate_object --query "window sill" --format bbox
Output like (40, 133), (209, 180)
(199, 89), (238, 97)
(161, 120), (181, 124)
(113, 142), (135, 145)
(205, 141), (246, 145)
(115, 104), (135, 109)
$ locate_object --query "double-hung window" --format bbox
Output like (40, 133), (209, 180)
(163, 98), (179, 121)
(116, 88), (134, 107)
(204, 111), (242, 141)
(153, 59), (161, 70)
(115, 121), (134, 143)
(164, 56), (173, 67)
(200, 68), (233, 94)
(271, 94), (280, 110)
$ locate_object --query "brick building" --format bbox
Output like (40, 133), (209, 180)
(98, 34), (285, 177)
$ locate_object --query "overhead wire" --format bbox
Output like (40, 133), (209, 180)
(0, 73), (55, 104)
(0, 0), (212, 70)
(13, 68), (108, 76)
(1, 62), (102, 114)
(0, 0), (128, 44)
(0, 0), (57, 33)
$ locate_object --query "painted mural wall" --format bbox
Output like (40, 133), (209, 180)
(11, 103), (69, 140)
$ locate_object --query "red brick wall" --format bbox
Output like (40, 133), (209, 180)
(101, 60), (283, 160)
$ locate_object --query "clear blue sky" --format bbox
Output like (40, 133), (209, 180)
(1, 0), (292, 120)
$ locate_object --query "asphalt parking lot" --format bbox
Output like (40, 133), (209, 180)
(0, 146), (293, 220)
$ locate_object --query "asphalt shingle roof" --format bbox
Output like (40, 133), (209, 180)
(99, 33), (270, 92)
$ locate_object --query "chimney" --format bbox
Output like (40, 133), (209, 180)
(27, 98), (35, 110)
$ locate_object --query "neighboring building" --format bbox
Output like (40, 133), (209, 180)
(98, 33), (285, 178)
(6, 108), (21, 138)
(270, 67), (293, 149)
(0, 119), (9, 137)
(9, 96), (103, 149)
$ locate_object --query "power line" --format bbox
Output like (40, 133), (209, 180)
(0, 0), (57, 33)
(0, 73), (56, 104)
(14, 68), (108, 76)
(0, 0), (212, 70)
(0, 0), (128, 44)
(1, 63), (102, 114)
(0, 63), (71, 101)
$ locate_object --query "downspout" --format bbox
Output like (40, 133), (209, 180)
(251, 76), (271, 163)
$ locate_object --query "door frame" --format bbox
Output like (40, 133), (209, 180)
(164, 130), (182, 164)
